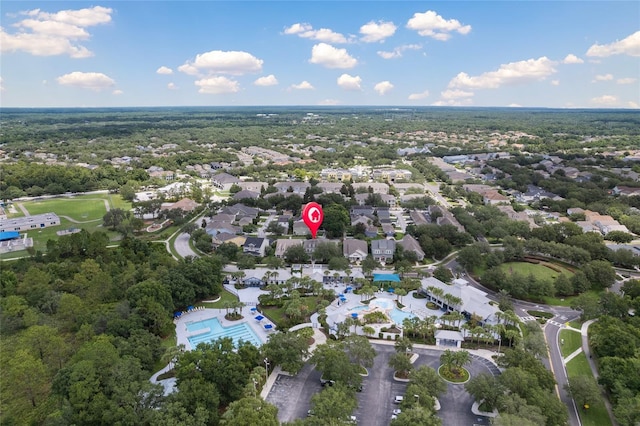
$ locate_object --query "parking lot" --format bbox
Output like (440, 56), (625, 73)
(266, 343), (496, 425)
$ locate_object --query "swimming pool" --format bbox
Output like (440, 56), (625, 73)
(370, 298), (394, 309)
(349, 299), (416, 325)
(186, 317), (263, 349)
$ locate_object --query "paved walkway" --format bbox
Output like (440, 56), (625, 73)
(563, 347), (583, 365)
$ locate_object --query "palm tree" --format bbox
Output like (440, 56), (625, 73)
(395, 288), (408, 305)
(161, 344), (186, 370)
(362, 325), (375, 338)
(472, 326), (485, 345)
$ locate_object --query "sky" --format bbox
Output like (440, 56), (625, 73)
(1, 1), (639, 108)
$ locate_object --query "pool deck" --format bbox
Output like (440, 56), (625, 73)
(175, 306), (274, 351)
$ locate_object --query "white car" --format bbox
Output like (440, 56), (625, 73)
(392, 408), (402, 415)
(394, 396), (404, 404)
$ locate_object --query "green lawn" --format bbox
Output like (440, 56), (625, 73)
(542, 290), (601, 307)
(21, 198), (108, 222)
(260, 296), (323, 328)
(499, 261), (573, 282)
(201, 289), (239, 308)
(559, 329), (582, 358)
(565, 352), (612, 426)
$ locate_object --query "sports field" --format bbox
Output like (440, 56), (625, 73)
(498, 261), (573, 281)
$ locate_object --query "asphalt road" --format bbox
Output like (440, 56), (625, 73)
(266, 343), (499, 426)
(174, 232), (199, 258)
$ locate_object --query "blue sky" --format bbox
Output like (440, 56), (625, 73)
(1, 1), (639, 108)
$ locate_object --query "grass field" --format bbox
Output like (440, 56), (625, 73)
(560, 329), (582, 358)
(498, 261), (573, 282)
(566, 352), (613, 426)
(201, 290), (239, 308)
(0, 193), (129, 259)
(22, 198), (108, 222)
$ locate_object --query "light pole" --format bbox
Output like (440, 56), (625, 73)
(264, 358), (270, 384)
(414, 394), (420, 406)
(252, 378), (257, 397)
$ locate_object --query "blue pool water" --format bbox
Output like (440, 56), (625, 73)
(186, 317), (262, 348)
(349, 299), (416, 324)
(390, 309), (416, 324)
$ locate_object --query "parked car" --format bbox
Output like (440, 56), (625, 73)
(394, 396), (404, 404)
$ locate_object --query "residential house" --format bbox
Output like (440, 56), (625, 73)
(343, 238), (368, 264)
(232, 190), (260, 200)
(238, 181), (267, 192)
(212, 233), (246, 248)
(398, 234), (425, 261)
(317, 182), (344, 194)
(212, 172), (240, 191)
(293, 220), (311, 236)
(243, 237), (269, 257)
(206, 221), (241, 236)
(365, 226), (379, 238)
(371, 239), (396, 264)
(409, 210), (429, 226)
(613, 186), (640, 197)
(304, 238), (340, 256)
(274, 182), (311, 194)
(394, 183), (425, 195)
(162, 197), (200, 213)
(320, 168), (352, 181)
(352, 182), (389, 194)
(148, 170), (175, 181)
(372, 168), (413, 182)
(482, 190), (510, 205)
(274, 239), (303, 258)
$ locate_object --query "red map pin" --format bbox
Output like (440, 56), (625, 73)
(302, 202), (324, 239)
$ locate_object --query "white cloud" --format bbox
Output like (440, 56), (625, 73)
(448, 57), (557, 89)
(167, 82), (177, 90)
(433, 89), (474, 106)
(1, 6), (112, 58)
(25, 6), (113, 27)
(440, 89), (473, 100)
(360, 20), (396, 43)
(562, 54), (584, 64)
(254, 74), (278, 86)
(194, 76), (240, 94)
(377, 44), (422, 59)
(156, 66), (173, 75)
(0, 76), (4, 92)
(112, 89), (123, 95)
(56, 71), (115, 91)
(318, 99), (340, 105)
(593, 73), (613, 82)
(337, 74), (362, 91)
(291, 81), (314, 90)
(617, 77), (637, 84)
(406, 10), (471, 41)
(551, 80), (560, 86)
(179, 50), (263, 76)
(374, 81), (394, 95)
(627, 101), (639, 109)
(590, 95), (618, 106)
(586, 31), (640, 57)
(309, 43), (357, 69)
(408, 90), (430, 100)
(508, 104), (523, 107)
(283, 22), (347, 43)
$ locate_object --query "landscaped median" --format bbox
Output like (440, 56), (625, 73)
(564, 342), (612, 426)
